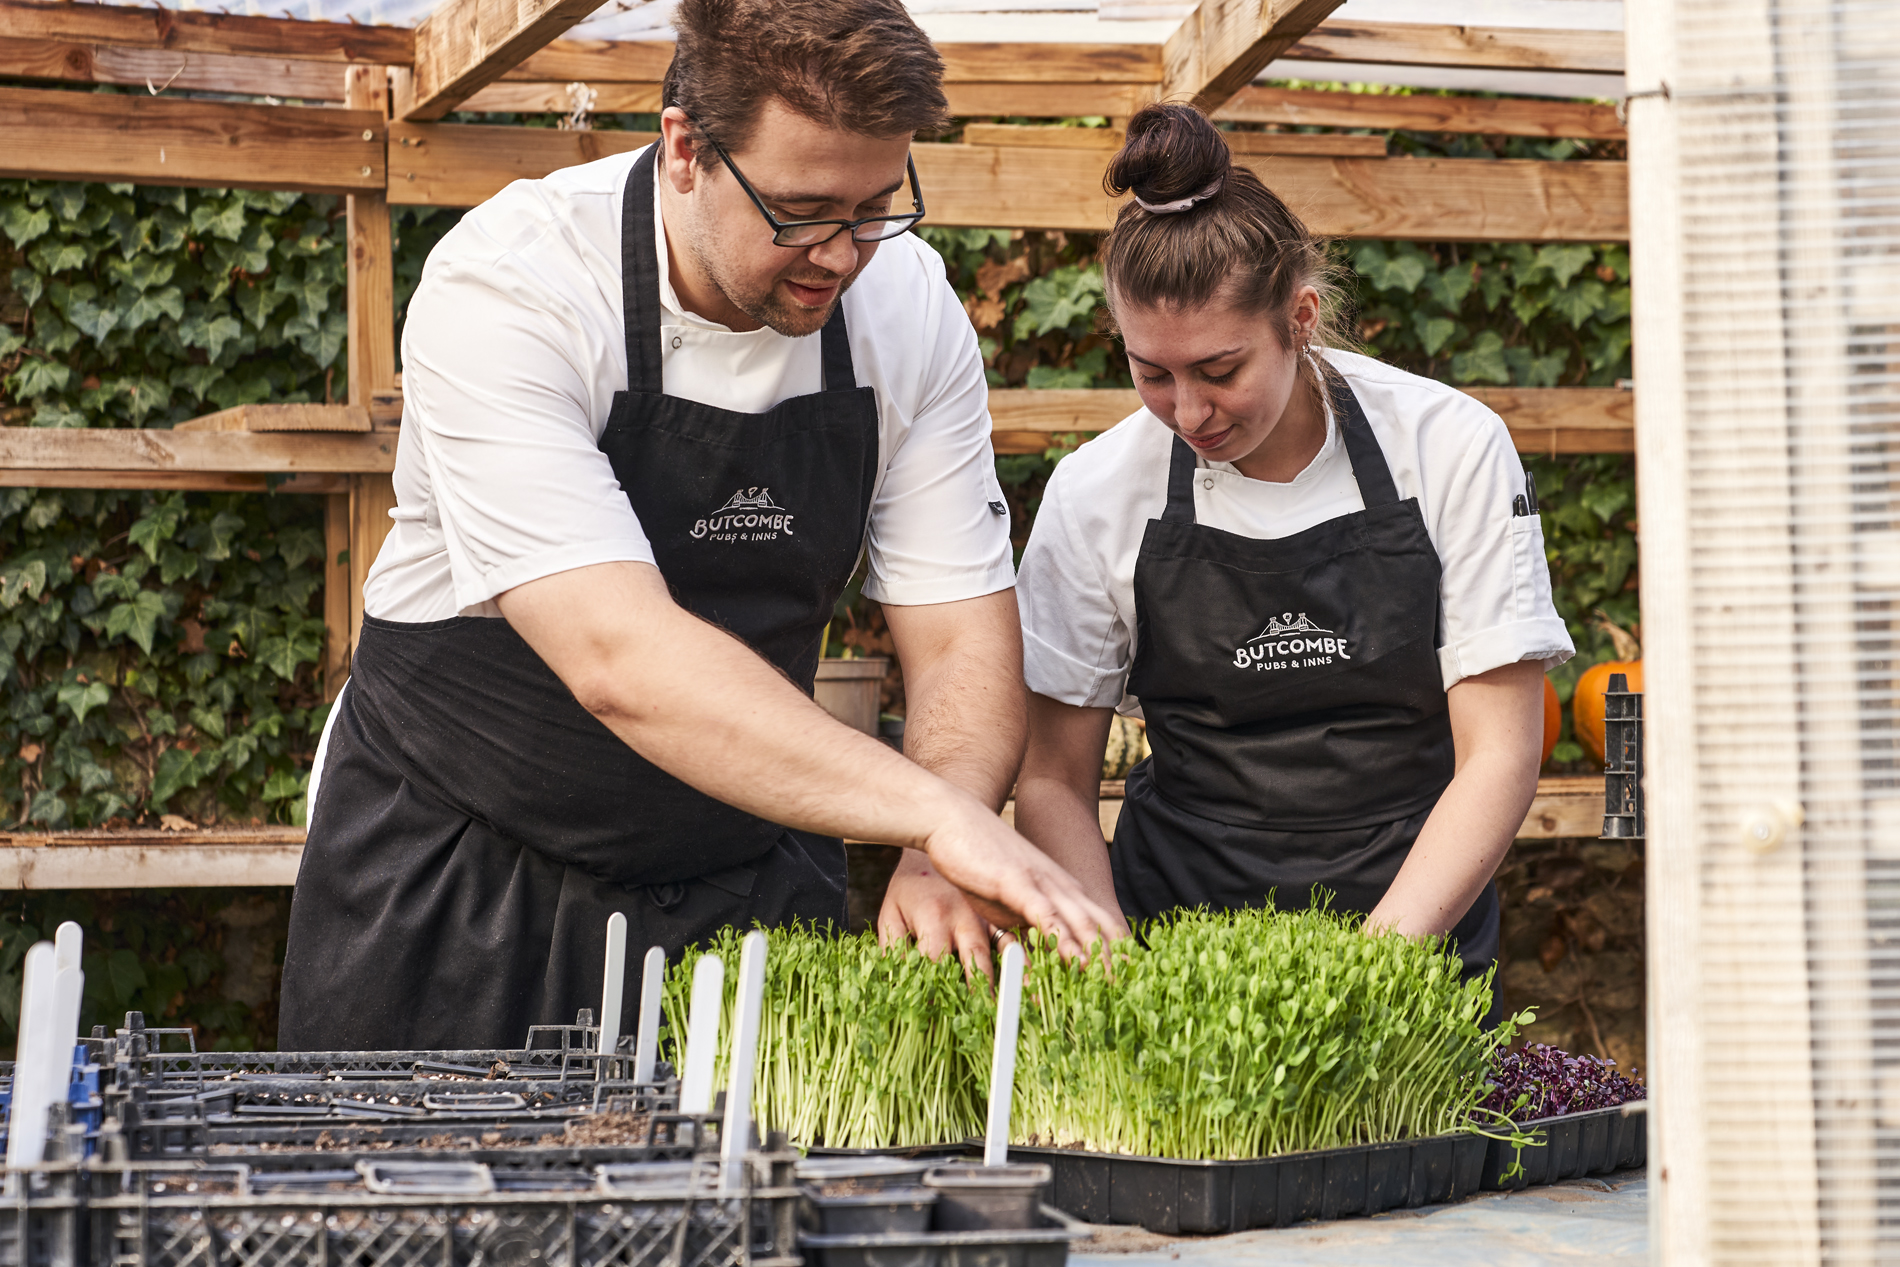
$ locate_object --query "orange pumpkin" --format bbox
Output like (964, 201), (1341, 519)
(1573, 615), (1642, 765)
(1542, 676), (1561, 767)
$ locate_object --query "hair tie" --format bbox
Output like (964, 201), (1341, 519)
(1134, 175), (1225, 215)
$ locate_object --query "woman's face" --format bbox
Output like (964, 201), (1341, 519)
(1114, 286), (1321, 467)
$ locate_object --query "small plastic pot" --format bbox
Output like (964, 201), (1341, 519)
(796, 1155), (933, 1190)
(921, 1163), (1051, 1231)
(801, 1185), (937, 1236)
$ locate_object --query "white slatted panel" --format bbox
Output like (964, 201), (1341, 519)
(1634, 0), (1900, 1260)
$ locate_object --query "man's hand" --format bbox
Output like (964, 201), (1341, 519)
(918, 796), (1124, 963)
(878, 850), (997, 977)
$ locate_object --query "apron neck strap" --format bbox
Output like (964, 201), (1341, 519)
(621, 147), (665, 396)
(1330, 374), (1400, 508)
(621, 145), (861, 397)
(1159, 371), (1400, 523)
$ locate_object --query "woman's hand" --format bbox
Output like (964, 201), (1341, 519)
(1367, 659), (1546, 936)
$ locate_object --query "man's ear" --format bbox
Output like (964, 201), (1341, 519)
(658, 107), (702, 195)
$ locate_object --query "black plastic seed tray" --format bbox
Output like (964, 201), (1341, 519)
(799, 1203), (1085, 1267)
(1009, 1132), (1487, 1234)
(1008, 1102), (1647, 1235)
(1479, 1101), (1647, 1191)
(0, 1150), (805, 1267)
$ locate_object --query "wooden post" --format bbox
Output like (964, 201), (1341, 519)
(343, 63), (399, 667)
(322, 492), (350, 701)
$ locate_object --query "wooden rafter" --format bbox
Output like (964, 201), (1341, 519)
(987, 387), (1633, 455)
(380, 122), (1627, 241)
(1215, 86), (1625, 141)
(398, 0), (612, 122)
(0, 0), (412, 64)
(1163, 0), (1348, 114)
(1288, 20), (1625, 74)
(962, 123), (1388, 158)
(0, 86), (384, 194)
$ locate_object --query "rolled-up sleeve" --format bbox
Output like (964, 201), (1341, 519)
(402, 247), (654, 613)
(1018, 465), (1133, 708)
(1425, 395), (1575, 687)
(859, 246), (1015, 607)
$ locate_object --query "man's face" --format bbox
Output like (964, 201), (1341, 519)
(670, 99), (915, 337)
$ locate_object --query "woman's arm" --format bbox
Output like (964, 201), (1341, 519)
(1366, 659), (1545, 936)
(1014, 693), (1128, 921)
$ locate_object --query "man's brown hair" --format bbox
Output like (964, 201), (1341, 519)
(663, 0), (949, 163)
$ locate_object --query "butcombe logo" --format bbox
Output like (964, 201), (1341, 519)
(1233, 611), (1352, 671)
(691, 487), (796, 542)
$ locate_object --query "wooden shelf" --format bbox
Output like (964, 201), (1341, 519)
(0, 778), (1612, 889)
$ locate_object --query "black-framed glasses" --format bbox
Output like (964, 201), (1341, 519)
(705, 135), (926, 247)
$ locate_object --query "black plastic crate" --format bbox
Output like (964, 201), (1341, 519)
(0, 1150), (803, 1267)
(799, 1203), (1085, 1267)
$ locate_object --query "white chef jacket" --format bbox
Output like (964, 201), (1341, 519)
(1017, 349), (1575, 713)
(362, 144), (1014, 622)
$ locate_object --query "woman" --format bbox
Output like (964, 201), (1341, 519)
(1014, 104), (1573, 990)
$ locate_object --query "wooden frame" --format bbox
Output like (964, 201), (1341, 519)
(0, 8), (1639, 875)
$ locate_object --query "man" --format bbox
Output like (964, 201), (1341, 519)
(277, 0), (1122, 1050)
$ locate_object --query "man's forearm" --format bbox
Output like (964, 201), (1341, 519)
(884, 591), (1027, 810)
(502, 561), (961, 848)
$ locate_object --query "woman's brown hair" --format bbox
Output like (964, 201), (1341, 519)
(1100, 102), (1351, 404)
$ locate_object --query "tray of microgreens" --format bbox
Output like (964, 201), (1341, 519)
(664, 904), (1644, 1234)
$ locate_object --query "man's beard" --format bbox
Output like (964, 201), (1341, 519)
(690, 233), (861, 338)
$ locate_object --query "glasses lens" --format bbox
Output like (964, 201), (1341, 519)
(775, 222), (845, 247)
(853, 216), (922, 242)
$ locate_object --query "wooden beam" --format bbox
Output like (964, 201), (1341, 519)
(345, 63), (400, 665)
(0, 429), (396, 474)
(348, 473), (399, 655)
(1216, 86), (1625, 140)
(457, 80), (1156, 118)
(0, 0), (412, 64)
(0, 36), (347, 100)
(1163, 0), (1348, 114)
(1465, 386), (1635, 456)
(385, 125), (1628, 241)
(963, 122), (1386, 158)
(986, 386), (1634, 454)
(387, 120), (652, 206)
(400, 0), (612, 122)
(0, 828), (303, 888)
(0, 87), (384, 194)
(171, 404), (371, 433)
(502, 38), (1160, 85)
(0, 471), (348, 493)
(1289, 20), (1626, 75)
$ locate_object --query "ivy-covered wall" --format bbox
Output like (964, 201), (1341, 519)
(1, 114), (1639, 1053)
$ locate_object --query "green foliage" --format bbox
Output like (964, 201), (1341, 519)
(0, 889), (290, 1057)
(1, 488), (330, 828)
(1349, 240), (1631, 388)
(1, 182), (348, 428)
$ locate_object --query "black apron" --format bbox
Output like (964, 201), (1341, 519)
(1110, 376), (1500, 994)
(279, 147), (875, 1051)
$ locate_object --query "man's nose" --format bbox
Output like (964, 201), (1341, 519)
(807, 231), (860, 278)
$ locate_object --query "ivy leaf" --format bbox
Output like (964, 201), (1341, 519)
(1548, 278), (1607, 329)
(57, 680), (112, 724)
(262, 766), (307, 802)
(1534, 244), (1597, 289)
(2, 202), (51, 248)
(1581, 480), (1633, 526)
(120, 285), (185, 333)
(1412, 314), (1459, 358)
(45, 184), (88, 223)
(1425, 264), (1475, 310)
(1449, 331), (1511, 385)
(105, 589), (168, 654)
(178, 311), (244, 362)
(26, 790), (68, 827)
(190, 196), (248, 243)
(1361, 248), (1427, 294)
(64, 294), (121, 341)
(10, 358), (74, 399)
(151, 746), (203, 807)
(27, 241), (88, 274)
(1014, 265), (1105, 340)
(188, 705), (228, 742)
(11, 264), (45, 308)
(275, 524), (324, 570)
(129, 499), (187, 562)
(235, 280), (284, 331)
(0, 558), (48, 608)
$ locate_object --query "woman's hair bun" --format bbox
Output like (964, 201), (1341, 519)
(1103, 102), (1232, 207)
